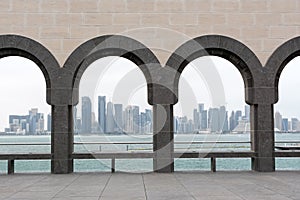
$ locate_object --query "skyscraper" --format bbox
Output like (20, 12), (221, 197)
(208, 108), (219, 132)
(98, 96), (106, 133)
(234, 110), (242, 128)
(114, 104), (123, 133)
(275, 111), (283, 131)
(81, 96), (92, 133)
(106, 102), (115, 133)
(140, 112), (146, 133)
(124, 106), (133, 133)
(219, 106), (227, 132)
(200, 110), (207, 130)
(36, 113), (44, 133)
(245, 105), (250, 121)
(282, 118), (289, 132)
(229, 111), (235, 131)
(291, 118), (298, 131)
(29, 108), (38, 134)
(193, 109), (200, 131)
(198, 103), (204, 130)
(145, 109), (152, 133)
(132, 106), (140, 134)
(198, 103), (204, 113)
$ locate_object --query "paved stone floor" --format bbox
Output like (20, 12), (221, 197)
(0, 172), (299, 200)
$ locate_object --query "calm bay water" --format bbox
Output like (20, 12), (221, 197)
(0, 133), (299, 173)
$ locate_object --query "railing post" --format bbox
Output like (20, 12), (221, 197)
(211, 157), (216, 172)
(153, 105), (174, 173)
(251, 104), (275, 172)
(51, 105), (74, 174)
(8, 159), (14, 174)
(111, 158), (115, 173)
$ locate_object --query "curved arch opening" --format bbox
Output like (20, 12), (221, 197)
(174, 56), (251, 171)
(274, 56), (300, 170)
(74, 56), (153, 173)
(0, 56), (51, 173)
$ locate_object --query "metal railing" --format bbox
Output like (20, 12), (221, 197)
(0, 140), (299, 174)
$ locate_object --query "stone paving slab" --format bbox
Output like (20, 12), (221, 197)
(0, 172), (298, 200)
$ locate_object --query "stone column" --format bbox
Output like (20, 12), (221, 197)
(153, 104), (174, 173)
(51, 105), (74, 174)
(251, 104), (275, 172)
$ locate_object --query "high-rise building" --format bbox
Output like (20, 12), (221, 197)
(198, 103), (204, 113)
(282, 118), (289, 132)
(47, 114), (51, 132)
(178, 116), (188, 133)
(36, 113), (44, 133)
(198, 103), (204, 130)
(200, 110), (207, 130)
(245, 105), (250, 121)
(145, 109), (152, 133)
(8, 108), (45, 135)
(29, 108), (38, 134)
(106, 102), (115, 133)
(291, 118), (299, 131)
(140, 112), (146, 134)
(223, 111), (229, 132)
(98, 96), (106, 133)
(114, 104), (123, 133)
(275, 111), (283, 131)
(91, 112), (99, 133)
(219, 106), (227, 132)
(132, 106), (140, 134)
(187, 119), (194, 133)
(193, 109), (200, 131)
(124, 106), (133, 133)
(81, 96), (92, 133)
(9, 115), (29, 134)
(229, 111), (235, 131)
(234, 110), (242, 128)
(174, 117), (178, 133)
(208, 108), (219, 132)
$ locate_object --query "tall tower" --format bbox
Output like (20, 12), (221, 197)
(106, 102), (115, 133)
(229, 111), (235, 131)
(29, 108), (38, 135)
(124, 106), (133, 133)
(198, 103), (204, 113)
(145, 109), (152, 133)
(245, 105), (250, 121)
(234, 110), (242, 128)
(219, 106), (227, 132)
(282, 118), (288, 132)
(208, 108), (219, 133)
(132, 106), (140, 134)
(114, 104), (123, 133)
(275, 111), (283, 131)
(200, 110), (207, 130)
(193, 108), (199, 131)
(98, 96), (106, 133)
(81, 96), (92, 133)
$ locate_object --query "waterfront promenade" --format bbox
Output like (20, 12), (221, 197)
(0, 171), (299, 200)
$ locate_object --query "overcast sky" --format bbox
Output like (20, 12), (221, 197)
(0, 55), (299, 131)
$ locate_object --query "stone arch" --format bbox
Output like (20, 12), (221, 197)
(165, 35), (263, 105)
(63, 35), (161, 106)
(265, 36), (300, 103)
(0, 34), (60, 105)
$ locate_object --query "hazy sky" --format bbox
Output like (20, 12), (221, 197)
(0, 55), (299, 131)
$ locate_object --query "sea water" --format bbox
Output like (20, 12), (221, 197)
(0, 133), (299, 173)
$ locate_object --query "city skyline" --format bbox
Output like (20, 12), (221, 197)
(3, 100), (300, 135)
(76, 95), (153, 134)
(0, 56), (300, 131)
